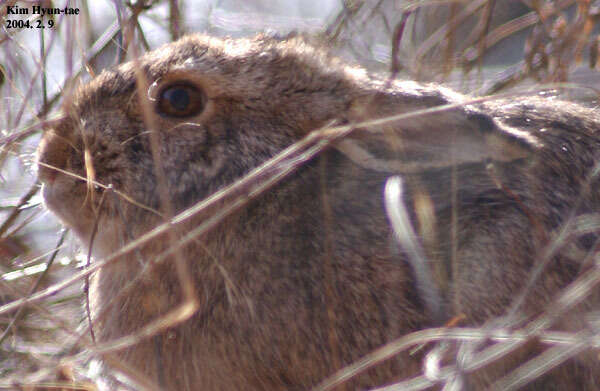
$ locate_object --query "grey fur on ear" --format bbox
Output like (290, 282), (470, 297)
(338, 102), (535, 173)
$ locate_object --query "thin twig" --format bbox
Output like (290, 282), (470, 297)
(0, 229), (67, 345)
(0, 183), (39, 239)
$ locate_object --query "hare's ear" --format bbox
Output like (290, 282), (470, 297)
(336, 96), (538, 174)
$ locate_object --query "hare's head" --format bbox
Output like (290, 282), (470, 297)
(37, 33), (535, 257)
(36, 34), (367, 253)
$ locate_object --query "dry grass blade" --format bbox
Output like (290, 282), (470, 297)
(384, 176), (444, 323)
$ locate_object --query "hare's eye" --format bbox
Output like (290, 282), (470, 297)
(157, 83), (206, 117)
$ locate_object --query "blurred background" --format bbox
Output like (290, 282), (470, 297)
(1, 0), (599, 389)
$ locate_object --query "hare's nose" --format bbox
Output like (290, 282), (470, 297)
(37, 129), (71, 184)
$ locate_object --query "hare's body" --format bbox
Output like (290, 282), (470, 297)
(38, 35), (599, 390)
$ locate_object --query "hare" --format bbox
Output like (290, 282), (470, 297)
(37, 34), (599, 390)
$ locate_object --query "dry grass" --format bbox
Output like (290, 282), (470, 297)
(0, 0), (599, 390)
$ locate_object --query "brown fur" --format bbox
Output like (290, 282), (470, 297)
(37, 34), (599, 390)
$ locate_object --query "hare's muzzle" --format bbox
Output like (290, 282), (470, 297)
(37, 128), (71, 185)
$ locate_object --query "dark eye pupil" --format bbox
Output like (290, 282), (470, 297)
(156, 83), (206, 118)
(165, 88), (190, 111)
